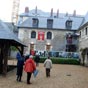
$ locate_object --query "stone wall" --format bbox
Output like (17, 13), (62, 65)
(18, 28), (74, 53)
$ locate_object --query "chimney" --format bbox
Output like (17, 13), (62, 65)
(65, 12), (68, 16)
(25, 7), (29, 13)
(73, 10), (76, 16)
(35, 6), (37, 14)
(50, 8), (53, 17)
(57, 9), (59, 18)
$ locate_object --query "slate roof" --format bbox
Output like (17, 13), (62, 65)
(0, 20), (25, 46)
(82, 12), (88, 25)
(17, 9), (85, 30)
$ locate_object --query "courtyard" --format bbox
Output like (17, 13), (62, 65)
(0, 63), (88, 88)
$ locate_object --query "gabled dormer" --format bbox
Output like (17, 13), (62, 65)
(65, 17), (72, 29)
(32, 18), (39, 28)
(47, 19), (53, 29)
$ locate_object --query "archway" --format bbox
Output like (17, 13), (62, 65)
(80, 48), (88, 66)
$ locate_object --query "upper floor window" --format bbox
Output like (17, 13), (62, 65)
(65, 20), (72, 29)
(31, 31), (36, 38)
(32, 18), (39, 28)
(47, 19), (53, 28)
(47, 32), (52, 39)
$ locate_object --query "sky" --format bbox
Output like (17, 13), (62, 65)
(0, 0), (88, 22)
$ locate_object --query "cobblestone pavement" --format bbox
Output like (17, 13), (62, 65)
(0, 64), (88, 88)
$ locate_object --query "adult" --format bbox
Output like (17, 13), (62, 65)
(34, 53), (40, 66)
(24, 55), (36, 84)
(16, 52), (24, 82)
(44, 56), (52, 77)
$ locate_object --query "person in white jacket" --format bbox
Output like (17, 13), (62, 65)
(44, 56), (52, 77)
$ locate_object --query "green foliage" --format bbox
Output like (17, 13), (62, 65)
(39, 57), (80, 65)
(10, 46), (17, 51)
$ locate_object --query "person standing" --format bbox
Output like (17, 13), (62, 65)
(16, 52), (24, 82)
(44, 56), (52, 77)
(24, 55), (36, 84)
(34, 53), (40, 66)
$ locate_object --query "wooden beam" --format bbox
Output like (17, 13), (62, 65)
(0, 45), (3, 74)
(2, 41), (10, 76)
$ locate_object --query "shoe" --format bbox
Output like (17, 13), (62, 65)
(29, 82), (32, 84)
(19, 80), (22, 82)
(27, 82), (32, 84)
(16, 78), (19, 81)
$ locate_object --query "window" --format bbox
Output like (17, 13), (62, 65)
(80, 31), (81, 38)
(31, 31), (36, 38)
(65, 20), (72, 29)
(47, 19), (53, 28)
(85, 27), (87, 35)
(32, 18), (39, 28)
(47, 32), (52, 39)
(66, 34), (72, 44)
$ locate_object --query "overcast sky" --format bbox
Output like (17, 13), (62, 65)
(0, 0), (88, 22)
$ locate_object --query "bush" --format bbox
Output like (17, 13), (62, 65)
(39, 57), (80, 65)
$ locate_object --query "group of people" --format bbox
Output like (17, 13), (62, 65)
(16, 52), (52, 84)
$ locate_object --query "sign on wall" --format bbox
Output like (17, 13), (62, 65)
(38, 31), (45, 40)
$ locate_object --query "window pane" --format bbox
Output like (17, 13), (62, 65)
(47, 19), (53, 28)
(47, 32), (52, 39)
(32, 18), (39, 28)
(31, 31), (36, 38)
(66, 20), (72, 29)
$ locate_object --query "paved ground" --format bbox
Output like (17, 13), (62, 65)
(0, 63), (88, 88)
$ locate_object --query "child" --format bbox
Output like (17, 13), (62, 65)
(44, 56), (52, 77)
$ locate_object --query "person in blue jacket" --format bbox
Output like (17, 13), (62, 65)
(16, 52), (24, 82)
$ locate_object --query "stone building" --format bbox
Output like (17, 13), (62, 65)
(77, 12), (88, 66)
(17, 7), (88, 60)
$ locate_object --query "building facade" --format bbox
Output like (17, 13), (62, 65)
(17, 7), (88, 61)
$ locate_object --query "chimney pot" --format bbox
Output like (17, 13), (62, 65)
(25, 7), (29, 13)
(73, 10), (76, 16)
(65, 12), (68, 16)
(50, 8), (53, 17)
(57, 9), (59, 18)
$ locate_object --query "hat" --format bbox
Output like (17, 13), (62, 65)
(29, 55), (33, 58)
(36, 53), (39, 55)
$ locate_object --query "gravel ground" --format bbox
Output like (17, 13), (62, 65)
(0, 63), (88, 88)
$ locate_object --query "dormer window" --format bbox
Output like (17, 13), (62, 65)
(65, 20), (72, 29)
(32, 18), (39, 28)
(47, 19), (53, 28)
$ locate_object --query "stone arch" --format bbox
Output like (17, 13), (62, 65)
(80, 48), (88, 66)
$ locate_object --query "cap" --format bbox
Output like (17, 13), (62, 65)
(29, 55), (33, 58)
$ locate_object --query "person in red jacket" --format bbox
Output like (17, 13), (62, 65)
(24, 55), (36, 84)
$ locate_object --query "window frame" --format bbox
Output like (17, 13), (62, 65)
(65, 20), (72, 29)
(31, 31), (36, 38)
(47, 19), (53, 28)
(32, 18), (39, 28)
(47, 31), (52, 39)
